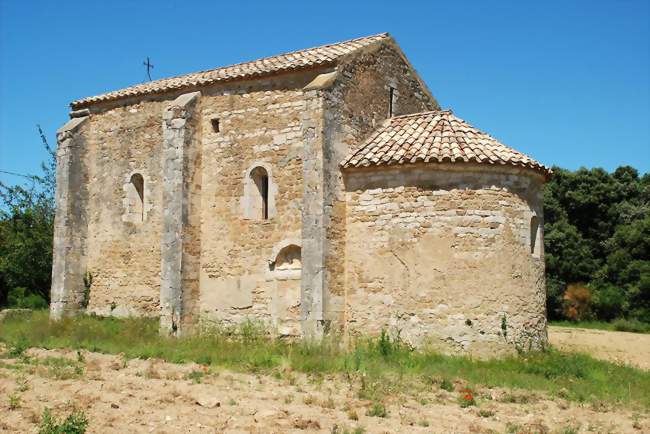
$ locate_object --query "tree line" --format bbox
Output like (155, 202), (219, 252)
(1, 133), (648, 324)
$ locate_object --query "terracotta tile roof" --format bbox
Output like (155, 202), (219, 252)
(71, 33), (391, 109)
(341, 110), (550, 176)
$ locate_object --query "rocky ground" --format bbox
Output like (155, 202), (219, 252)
(0, 328), (648, 433)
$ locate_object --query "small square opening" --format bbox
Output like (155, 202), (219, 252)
(211, 118), (220, 133)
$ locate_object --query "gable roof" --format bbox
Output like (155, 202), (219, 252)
(341, 110), (550, 176)
(71, 33), (391, 109)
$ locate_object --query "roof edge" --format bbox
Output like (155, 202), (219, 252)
(70, 33), (391, 110)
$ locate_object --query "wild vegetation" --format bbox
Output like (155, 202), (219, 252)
(1, 311), (649, 409)
(544, 166), (650, 323)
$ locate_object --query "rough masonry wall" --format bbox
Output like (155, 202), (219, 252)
(344, 164), (547, 356)
(198, 72), (321, 335)
(82, 100), (167, 317)
(322, 43), (438, 330)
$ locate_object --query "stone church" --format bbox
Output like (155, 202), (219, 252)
(51, 33), (550, 355)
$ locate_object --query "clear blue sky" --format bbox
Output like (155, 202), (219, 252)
(1, 0), (648, 186)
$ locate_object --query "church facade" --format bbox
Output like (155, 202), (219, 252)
(51, 33), (550, 355)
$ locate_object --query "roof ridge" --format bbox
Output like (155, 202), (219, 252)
(166, 32), (391, 82)
(72, 32), (391, 109)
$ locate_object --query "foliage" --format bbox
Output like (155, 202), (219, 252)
(39, 408), (89, 434)
(562, 284), (592, 321)
(1, 311), (649, 409)
(0, 125), (55, 308)
(544, 166), (650, 323)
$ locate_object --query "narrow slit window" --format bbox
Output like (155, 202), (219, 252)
(251, 167), (269, 220)
(211, 118), (220, 133)
(388, 86), (395, 118)
(130, 173), (144, 222)
(530, 215), (540, 257)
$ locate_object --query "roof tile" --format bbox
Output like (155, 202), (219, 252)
(71, 33), (390, 109)
(341, 110), (550, 175)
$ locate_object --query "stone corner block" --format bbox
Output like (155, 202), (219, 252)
(56, 116), (89, 137)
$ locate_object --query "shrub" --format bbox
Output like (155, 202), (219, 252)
(7, 287), (47, 309)
(39, 408), (89, 434)
(612, 318), (650, 333)
(562, 283), (592, 321)
(365, 402), (387, 418)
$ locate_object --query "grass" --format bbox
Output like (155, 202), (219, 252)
(550, 319), (650, 334)
(1, 311), (649, 409)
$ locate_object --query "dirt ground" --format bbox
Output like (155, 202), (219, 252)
(548, 326), (650, 370)
(1, 337), (648, 434)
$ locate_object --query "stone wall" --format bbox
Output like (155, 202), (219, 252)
(320, 42), (438, 331)
(197, 71), (323, 336)
(82, 100), (168, 317)
(343, 164), (547, 356)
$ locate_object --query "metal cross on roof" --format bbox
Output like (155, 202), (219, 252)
(143, 57), (154, 81)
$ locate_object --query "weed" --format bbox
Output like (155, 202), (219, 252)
(8, 393), (21, 410)
(378, 330), (391, 357)
(76, 351), (85, 363)
(81, 271), (93, 309)
(440, 378), (454, 392)
(303, 395), (315, 405)
(347, 407), (358, 421)
(499, 392), (532, 404)
(459, 388), (476, 408)
(478, 409), (495, 417)
(365, 401), (387, 418)
(16, 374), (29, 392)
(39, 407), (89, 434)
(418, 419), (430, 427)
(283, 394), (293, 404)
(186, 370), (205, 384)
(227, 398), (238, 406)
(8, 336), (28, 358)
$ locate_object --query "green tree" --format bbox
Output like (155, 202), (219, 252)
(0, 126), (55, 308)
(544, 165), (649, 322)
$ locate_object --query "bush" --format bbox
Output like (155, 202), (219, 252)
(39, 408), (89, 434)
(7, 287), (47, 309)
(562, 284), (592, 321)
(612, 318), (650, 334)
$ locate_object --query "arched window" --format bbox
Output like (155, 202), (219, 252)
(530, 215), (540, 257)
(129, 173), (144, 222)
(250, 167), (269, 220)
(275, 244), (301, 270)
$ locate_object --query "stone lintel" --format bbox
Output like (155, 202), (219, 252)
(303, 71), (338, 91)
